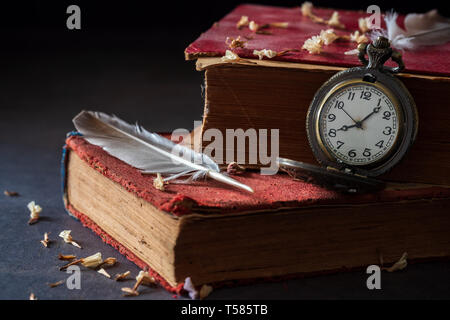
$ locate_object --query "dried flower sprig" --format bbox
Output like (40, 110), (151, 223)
(349, 30), (369, 44)
(40, 232), (50, 248)
(135, 270), (156, 287)
(358, 17), (371, 33)
(302, 35), (324, 54)
(383, 252), (408, 272)
(29, 293), (37, 300)
(182, 277), (213, 299)
(27, 201), (42, 224)
(121, 287), (139, 296)
(115, 271), (131, 281)
(226, 36), (247, 49)
(48, 280), (64, 288)
(253, 49), (277, 60)
(58, 253), (76, 261)
(59, 230), (81, 248)
(4, 190), (19, 197)
(59, 252), (103, 270)
(301, 2), (345, 29)
(99, 257), (117, 268)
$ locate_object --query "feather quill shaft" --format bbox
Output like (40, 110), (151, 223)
(72, 111), (253, 193)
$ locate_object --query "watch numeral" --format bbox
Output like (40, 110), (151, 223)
(360, 91), (372, 100)
(334, 101), (344, 109)
(348, 149), (357, 158)
(336, 140), (344, 149)
(328, 113), (336, 122)
(383, 126), (392, 135)
(377, 98), (381, 106)
(328, 129), (337, 137)
(347, 92), (355, 101)
(363, 148), (371, 157)
(375, 140), (384, 148)
(382, 111), (391, 120)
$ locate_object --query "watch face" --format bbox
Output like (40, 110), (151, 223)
(318, 81), (400, 166)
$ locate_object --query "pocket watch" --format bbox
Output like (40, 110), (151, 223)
(278, 36), (418, 193)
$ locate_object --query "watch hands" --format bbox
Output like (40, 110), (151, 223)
(341, 108), (361, 128)
(337, 124), (358, 131)
(359, 106), (381, 126)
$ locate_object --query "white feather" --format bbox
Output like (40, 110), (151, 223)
(72, 111), (253, 193)
(371, 9), (450, 50)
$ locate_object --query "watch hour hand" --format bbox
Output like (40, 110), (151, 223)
(337, 124), (358, 131)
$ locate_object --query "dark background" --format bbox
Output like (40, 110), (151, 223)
(1, 0), (449, 300)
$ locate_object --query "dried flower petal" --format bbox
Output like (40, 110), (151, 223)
(4, 190), (19, 196)
(48, 280), (63, 288)
(136, 270), (156, 287)
(253, 49), (278, 60)
(27, 201), (42, 224)
(115, 271), (131, 281)
(350, 31), (369, 44)
(221, 50), (240, 62)
(100, 257), (117, 267)
(29, 293), (37, 300)
(183, 277), (199, 299)
(40, 232), (50, 248)
(327, 11), (345, 29)
(227, 162), (246, 175)
(301, 2), (313, 17)
(359, 17), (370, 33)
(319, 29), (339, 45)
(153, 173), (167, 191)
(249, 21), (259, 32)
(269, 22), (289, 28)
(383, 252), (408, 272)
(97, 268), (111, 278)
(236, 15), (249, 29)
(58, 253), (76, 261)
(199, 284), (213, 300)
(121, 287), (139, 296)
(59, 230), (81, 248)
(302, 35), (324, 54)
(81, 252), (103, 268)
(226, 36), (246, 49)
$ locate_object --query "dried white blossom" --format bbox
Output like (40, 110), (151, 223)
(136, 270), (156, 286)
(121, 287), (139, 296)
(199, 284), (213, 299)
(249, 21), (259, 32)
(27, 201), (42, 224)
(221, 50), (240, 62)
(226, 36), (246, 49)
(350, 31), (369, 44)
(59, 230), (81, 248)
(319, 29), (339, 45)
(327, 11), (345, 28)
(101, 257), (117, 267)
(236, 15), (249, 29)
(301, 2), (313, 16)
(81, 252), (103, 268)
(29, 293), (37, 300)
(359, 17), (371, 33)
(253, 49), (277, 60)
(302, 35), (323, 54)
(384, 252), (408, 272)
(153, 173), (166, 191)
(183, 277), (199, 299)
(97, 268), (111, 278)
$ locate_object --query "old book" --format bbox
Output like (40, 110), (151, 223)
(62, 134), (450, 292)
(185, 4), (450, 185)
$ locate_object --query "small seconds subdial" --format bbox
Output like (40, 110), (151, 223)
(319, 83), (399, 165)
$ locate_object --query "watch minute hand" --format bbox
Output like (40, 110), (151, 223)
(360, 107), (381, 124)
